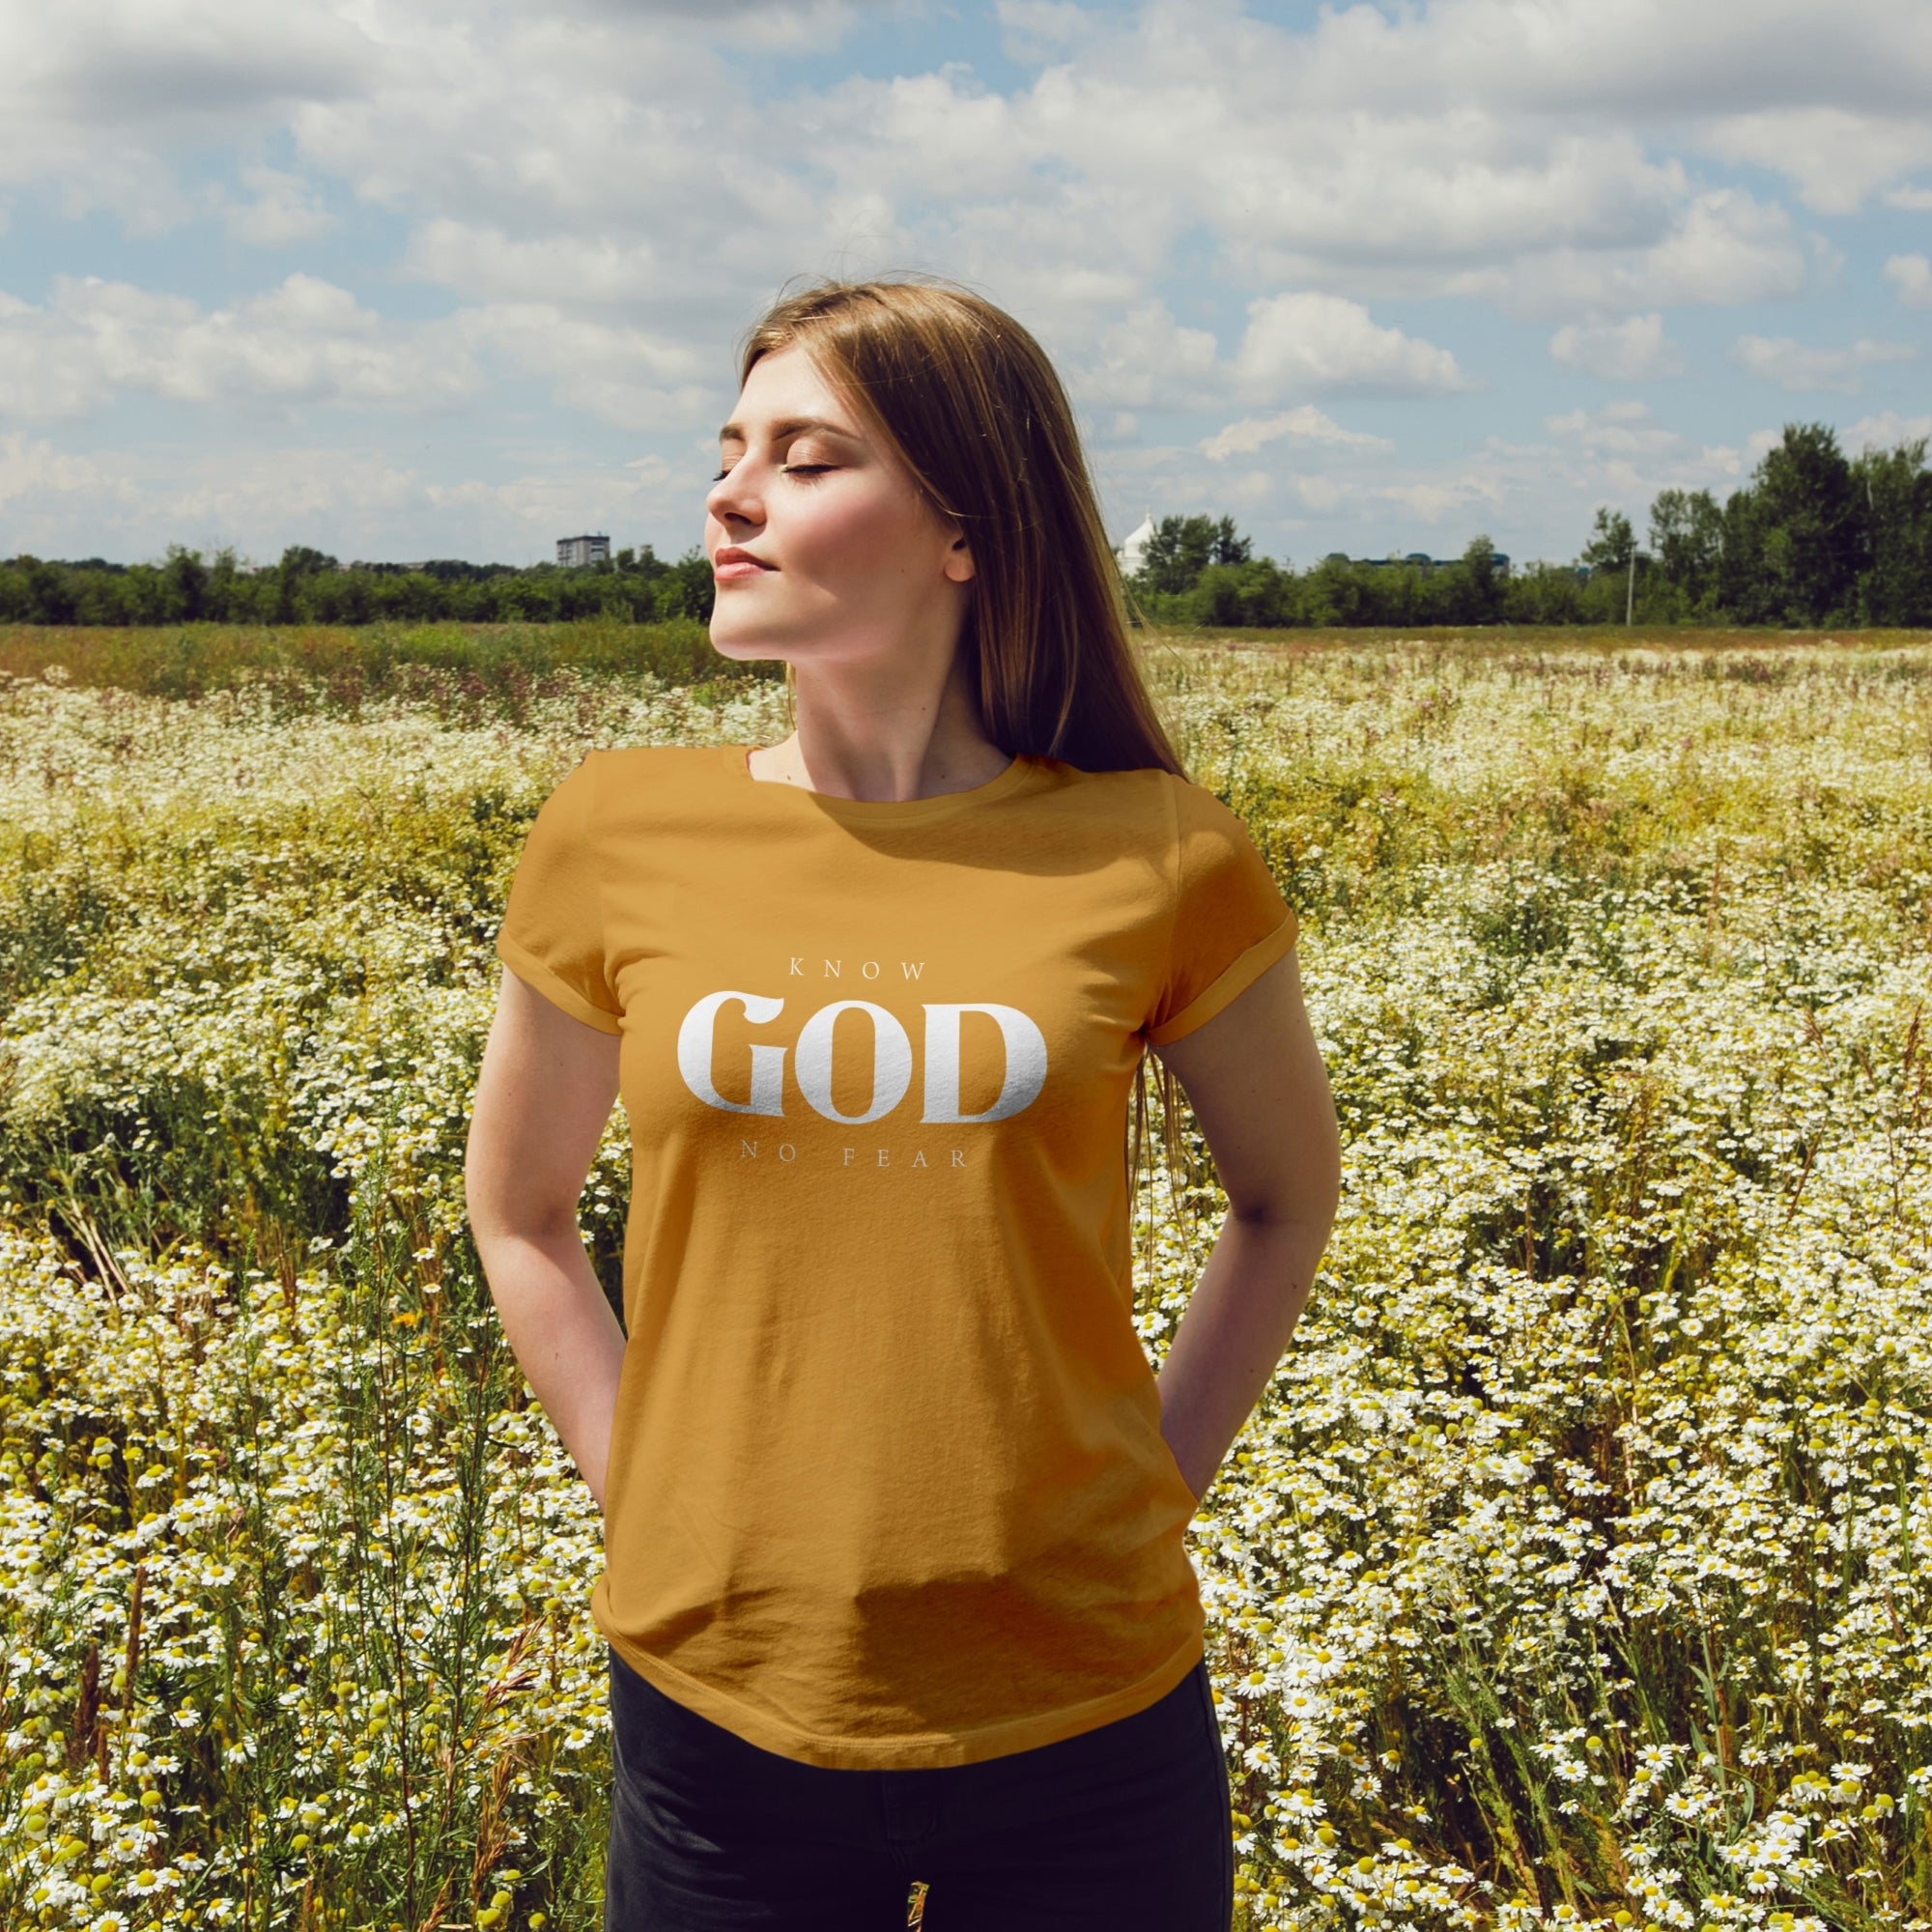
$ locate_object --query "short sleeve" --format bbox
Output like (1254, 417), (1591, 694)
(494, 753), (624, 1034)
(1144, 779), (1298, 1046)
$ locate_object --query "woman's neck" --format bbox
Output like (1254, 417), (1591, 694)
(748, 651), (1011, 803)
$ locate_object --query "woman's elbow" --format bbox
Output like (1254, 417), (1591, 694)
(1232, 1122), (1341, 1234)
(464, 1136), (584, 1251)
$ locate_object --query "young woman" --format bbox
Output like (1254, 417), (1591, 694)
(465, 278), (1341, 1931)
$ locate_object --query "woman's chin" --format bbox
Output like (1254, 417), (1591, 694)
(706, 624), (784, 665)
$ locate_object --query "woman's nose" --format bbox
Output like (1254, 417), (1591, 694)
(706, 461), (763, 529)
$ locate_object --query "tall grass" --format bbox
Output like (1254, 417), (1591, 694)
(0, 629), (1927, 1929)
(0, 620), (767, 715)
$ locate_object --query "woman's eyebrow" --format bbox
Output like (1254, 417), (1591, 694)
(715, 414), (858, 444)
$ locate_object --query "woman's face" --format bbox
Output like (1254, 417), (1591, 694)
(704, 344), (974, 668)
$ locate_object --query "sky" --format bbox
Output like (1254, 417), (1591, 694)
(1, 0), (1929, 570)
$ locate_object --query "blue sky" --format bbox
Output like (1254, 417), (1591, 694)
(1, 0), (1928, 568)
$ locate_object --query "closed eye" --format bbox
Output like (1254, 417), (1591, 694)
(783, 464), (832, 477)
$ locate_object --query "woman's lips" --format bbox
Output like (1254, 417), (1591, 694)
(713, 550), (775, 583)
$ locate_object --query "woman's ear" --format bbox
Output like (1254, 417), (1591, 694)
(943, 533), (976, 584)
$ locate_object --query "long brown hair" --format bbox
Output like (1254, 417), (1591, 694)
(738, 275), (1184, 780)
(739, 274), (1196, 1311)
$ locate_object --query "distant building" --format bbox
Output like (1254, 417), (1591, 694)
(556, 533), (611, 567)
(1115, 511), (1156, 575)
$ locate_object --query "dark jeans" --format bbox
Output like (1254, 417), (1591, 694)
(604, 1645), (1235, 1931)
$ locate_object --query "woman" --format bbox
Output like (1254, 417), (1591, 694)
(465, 277), (1341, 1931)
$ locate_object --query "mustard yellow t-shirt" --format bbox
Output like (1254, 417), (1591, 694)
(494, 744), (1296, 1769)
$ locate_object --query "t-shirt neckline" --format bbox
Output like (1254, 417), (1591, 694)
(726, 744), (1040, 824)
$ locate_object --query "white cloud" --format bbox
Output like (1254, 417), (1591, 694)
(1201, 408), (1393, 461)
(1290, 475), (1350, 513)
(426, 456), (681, 536)
(995, 0), (1099, 65)
(0, 437), (698, 564)
(160, 447), (424, 539)
(1730, 333), (1918, 392)
(1546, 399), (1681, 458)
(1883, 253), (1932, 309)
(0, 273), (719, 434)
(1294, 0), (1932, 213)
(1372, 476), (1504, 527)
(1548, 313), (1686, 381)
(1541, 401), (1744, 497)
(0, 273), (484, 420)
(1232, 295), (1469, 401)
(404, 221), (667, 307)
(221, 165), (336, 246)
(10, 0), (1858, 324)
(1704, 106), (1932, 215)
(0, 0), (1919, 305)
(1471, 190), (1812, 317)
(451, 304), (716, 431)
(1074, 302), (1220, 412)
(0, 1), (377, 230)
(1070, 293), (1466, 414)
(4, 0), (1930, 566)
(1844, 410), (1932, 449)
(0, 430), (131, 516)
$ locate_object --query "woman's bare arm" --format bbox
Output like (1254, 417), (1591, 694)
(1149, 949), (1342, 1504)
(465, 968), (627, 1514)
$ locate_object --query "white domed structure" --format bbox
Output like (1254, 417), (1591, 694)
(1115, 510), (1155, 575)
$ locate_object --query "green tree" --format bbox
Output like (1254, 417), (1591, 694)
(656, 547), (717, 623)
(23, 558), (77, 625)
(1134, 515), (1250, 595)
(1500, 562), (1589, 625)
(160, 545), (211, 622)
(1208, 517), (1250, 567)
(1457, 534), (1505, 620)
(1194, 557), (1290, 627)
(1850, 438), (1932, 626)
(275, 546), (339, 622)
(1579, 507), (1635, 576)
(1647, 489), (1724, 610)
(1750, 423), (1861, 624)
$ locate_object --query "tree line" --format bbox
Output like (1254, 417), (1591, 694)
(0, 544), (718, 629)
(1127, 422), (1931, 628)
(3, 422), (1927, 631)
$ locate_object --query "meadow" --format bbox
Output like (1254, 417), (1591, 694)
(0, 622), (1928, 1932)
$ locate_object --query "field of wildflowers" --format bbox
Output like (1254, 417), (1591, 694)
(0, 624), (1927, 1932)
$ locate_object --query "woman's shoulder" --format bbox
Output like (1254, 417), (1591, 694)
(558, 744), (738, 831)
